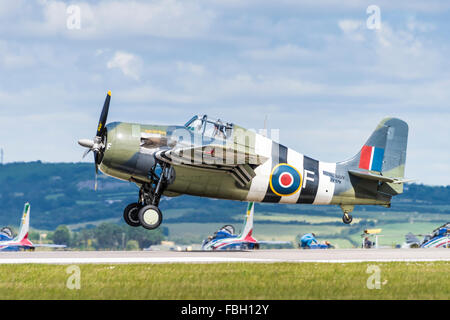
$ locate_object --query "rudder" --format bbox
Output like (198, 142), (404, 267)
(352, 117), (409, 194)
(356, 118), (408, 176)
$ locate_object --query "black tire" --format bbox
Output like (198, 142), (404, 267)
(123, 203), (142, 227)
(138, 205), (163, 230)
(342, 214), (353, 224)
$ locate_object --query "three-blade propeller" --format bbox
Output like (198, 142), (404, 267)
(78, 90), (111, 190)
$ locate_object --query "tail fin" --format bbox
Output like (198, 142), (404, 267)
(340, 118), (409, 194)
(239, 202), (256, 241)
(14, 203), (31, 245)
(357, 118), (408, 177)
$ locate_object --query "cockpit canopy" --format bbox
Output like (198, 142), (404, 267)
(202, 224), (237, 246)
(185, 115), (234, 140)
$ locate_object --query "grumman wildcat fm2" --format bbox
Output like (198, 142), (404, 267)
(78, 92), (411, 230)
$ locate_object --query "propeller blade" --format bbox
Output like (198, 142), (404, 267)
(82, 148), (91, 159)
(78, 91), (111, 191)
(96, 90), (111, 138)
(94, 162), (99, 191)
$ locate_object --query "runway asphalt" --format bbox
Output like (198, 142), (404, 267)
(0, 249), (449, 264)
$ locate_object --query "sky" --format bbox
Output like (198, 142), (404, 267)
(0, 0), (449, 185)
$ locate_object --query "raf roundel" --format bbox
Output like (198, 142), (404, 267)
(269, 163), (302, 197)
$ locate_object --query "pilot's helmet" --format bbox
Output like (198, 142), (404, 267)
(221, 225), (235, 235)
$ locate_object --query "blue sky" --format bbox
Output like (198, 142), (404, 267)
(0, 0), (449, 185)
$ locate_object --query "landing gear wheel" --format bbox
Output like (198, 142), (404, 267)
(138, 205), (163, 230)
(123, 203), (142, 227)
(342, 213), (353, 224)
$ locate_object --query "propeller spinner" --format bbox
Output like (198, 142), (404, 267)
(78, 90), (111, 190)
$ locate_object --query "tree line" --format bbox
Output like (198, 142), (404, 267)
(45, 223), (166, 250)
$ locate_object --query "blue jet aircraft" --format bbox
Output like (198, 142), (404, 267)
(0, 203), (66, 251)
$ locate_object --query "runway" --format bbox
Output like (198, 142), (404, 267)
(0, 249), (449, 264)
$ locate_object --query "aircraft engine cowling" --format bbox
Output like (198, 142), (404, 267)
(99, 122), (157, 183)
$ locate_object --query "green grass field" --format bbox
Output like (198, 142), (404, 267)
(0, 262), (448, 300)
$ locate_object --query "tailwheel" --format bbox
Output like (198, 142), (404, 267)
(123, 203), (142, 227)
(342, 212), (353, 224)
(340, 204), (354, 225)
(138, 205), (163, 230)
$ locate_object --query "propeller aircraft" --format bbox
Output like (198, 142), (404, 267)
(79, 91), (411, 230)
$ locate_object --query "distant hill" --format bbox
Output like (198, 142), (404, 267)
(0, 161), (448, 230)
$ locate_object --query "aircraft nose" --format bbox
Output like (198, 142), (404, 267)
(78, 139), (94, 149)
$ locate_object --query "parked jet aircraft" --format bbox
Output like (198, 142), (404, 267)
(78, 92), (411, 230)
(202, 202), (291, 250)
(404, 223), (450, 248)
(0, 203), (66, 251)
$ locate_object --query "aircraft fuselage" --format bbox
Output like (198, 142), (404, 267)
(99, 121), (391, 207)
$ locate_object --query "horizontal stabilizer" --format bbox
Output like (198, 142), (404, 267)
(348, 169), (415, 184)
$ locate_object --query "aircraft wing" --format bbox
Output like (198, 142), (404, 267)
(405, 232), (421, 244)
(257, 241), (292, 245)
(156, 145), (268, 187)
(0, 243), (67, 249)
(32, 244), (67, 248)
(348, 169), (415, 184)
(158, 145), (267, 166)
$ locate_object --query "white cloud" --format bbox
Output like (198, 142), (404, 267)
(338, 19), (365, 41)
(371, 22), (442, 80)
(107, 51), (142, 80)
(3, 0), (216, 39)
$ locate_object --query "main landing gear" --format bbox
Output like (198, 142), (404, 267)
(123, 162), (172, 230)
(340, 204), (354, 224)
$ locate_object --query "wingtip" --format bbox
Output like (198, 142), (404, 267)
(107, 90), (111, 96)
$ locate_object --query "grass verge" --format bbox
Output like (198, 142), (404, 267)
(0, 262), (448, 300)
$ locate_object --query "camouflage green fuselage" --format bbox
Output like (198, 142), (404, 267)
(99, 119), (408, 207)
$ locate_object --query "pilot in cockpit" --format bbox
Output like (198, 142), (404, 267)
(213, 119), (226, 139)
